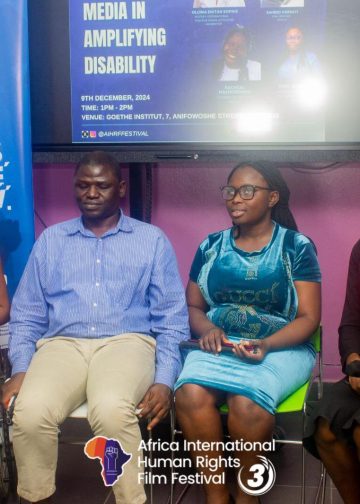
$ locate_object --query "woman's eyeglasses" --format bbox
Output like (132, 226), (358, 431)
(220, 184), (272, 201)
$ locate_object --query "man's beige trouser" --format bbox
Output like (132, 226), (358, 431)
(13, 333), (155, 504)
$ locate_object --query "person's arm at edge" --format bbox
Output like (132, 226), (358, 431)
(337, 242), (360, 393)
(1, 237), (49, 407)
(339, 241), (360, 371)
(0, 259), (10, 325)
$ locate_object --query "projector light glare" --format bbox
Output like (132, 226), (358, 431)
(236, 111), (275, 134)
(296, 77), (327, 109)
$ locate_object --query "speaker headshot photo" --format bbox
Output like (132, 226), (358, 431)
(193, 0), (245, 8)
(261, 0), (304, 7)
(214, 26), (261, 82)
(278, 26), (321, 84)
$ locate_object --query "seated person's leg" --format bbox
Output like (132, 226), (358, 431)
(314, 418), (360, 504)
(304, 379), (360, 504)
(86, 333), (156, 504)
(227, 394), (274, 504)
(175, 384), (230, 504)
(13, 338), (88, 503)
(353, 423), (360, 460)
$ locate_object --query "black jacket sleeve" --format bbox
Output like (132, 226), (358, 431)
(339, 240), (360, 371)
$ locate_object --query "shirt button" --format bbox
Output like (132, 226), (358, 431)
(91, 326), (95, 331)
(96, 259), (100, 264)
(95, 282), (100, 287)
(93, 303), (98, 307)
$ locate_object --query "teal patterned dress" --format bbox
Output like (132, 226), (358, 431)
(175, 223), (321, 414)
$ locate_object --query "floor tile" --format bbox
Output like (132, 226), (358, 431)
(331, 487), (344, 504)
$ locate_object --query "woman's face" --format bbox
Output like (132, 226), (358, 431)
(286, 28), (303, 53)
(223, 32), (248, 68)
(225, 166), (278, 227)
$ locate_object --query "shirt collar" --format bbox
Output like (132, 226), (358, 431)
(65, 211), (133, 237)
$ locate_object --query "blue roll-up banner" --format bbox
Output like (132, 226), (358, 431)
(0, 0), (34, 298)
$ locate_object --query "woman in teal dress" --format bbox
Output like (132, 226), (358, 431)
(175, 161), (321, 504)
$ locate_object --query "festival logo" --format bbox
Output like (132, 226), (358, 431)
(84, 436), (131, 486)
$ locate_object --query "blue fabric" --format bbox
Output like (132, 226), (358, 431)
(177, 346), (315, 414)
(9, 213), (190, 387)
(175, 223), (321, 413)
(278, 52), (321, 83)
(0, 0), (35, 298)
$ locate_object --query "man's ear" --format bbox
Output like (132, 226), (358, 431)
(268, 190), (279, 208)
(119, 180), (127, 198)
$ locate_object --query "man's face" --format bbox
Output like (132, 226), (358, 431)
(286, 28), (303, 53)
(74, 163), (126, 222)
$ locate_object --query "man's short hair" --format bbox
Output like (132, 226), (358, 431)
(75, 151), (122, 182)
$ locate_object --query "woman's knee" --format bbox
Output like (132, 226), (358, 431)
(352, 423), (360, 458)
(227, 396), (274, 437)
(314, 418), (337, 449)
(175, 384), (217, 415)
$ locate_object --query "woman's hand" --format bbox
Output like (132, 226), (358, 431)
(346, 353), (360, 395)
(232, 339), (269, 362)
(349, 376), (360, 395)
(187, 280), (232, 354)
(199, 327), (232, 354)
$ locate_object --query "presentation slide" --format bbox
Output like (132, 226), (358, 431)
(69, 0), (326, 144)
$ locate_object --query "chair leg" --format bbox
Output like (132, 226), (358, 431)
(168, 405), (175, 504)
(320, 466), (327, 504)
(148, 423), (153, 504)
(173, 484), (192, 504)
(167, 404), (193, 504)
(313, 463), (327, 504)
(1, 406), (17, 498)
(301, 446), (305, 504)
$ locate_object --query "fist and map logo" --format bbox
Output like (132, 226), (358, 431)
(84, 436), (131, 486)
